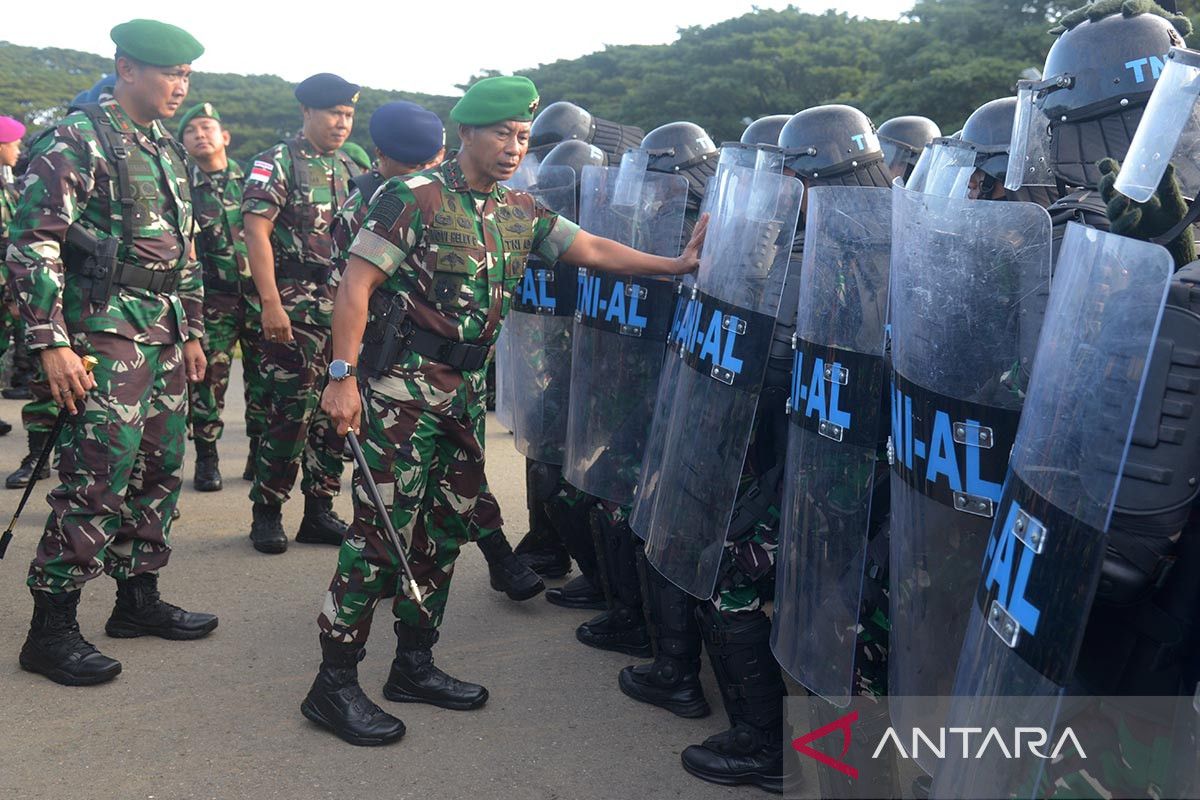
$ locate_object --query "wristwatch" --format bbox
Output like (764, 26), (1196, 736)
(328, 359), (357, 381)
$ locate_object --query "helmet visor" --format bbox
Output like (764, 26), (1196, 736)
(1115, 47), (1200, 203)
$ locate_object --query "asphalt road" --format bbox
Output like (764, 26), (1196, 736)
(0, 372), (761, 800)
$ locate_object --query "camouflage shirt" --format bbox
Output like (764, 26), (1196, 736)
(328, 169), (379, 295)
(191, 160), (255, 305)
(0, 168), (17, 285)
(5, 99), (201, 349)
(348, 156), (579, 416)
(241, 135), (356, 327)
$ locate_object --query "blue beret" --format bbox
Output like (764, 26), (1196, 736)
(294, 73), (360, 109)
(369, 101), (445, 165)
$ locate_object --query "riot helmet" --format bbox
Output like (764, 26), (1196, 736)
(641, 120), (719, 214)
(528, 100), (644, 165)
(740, 115), (791, 147)
(539, 139), (607, 181)
(877, 115), (941, 181)
(1007, 3), (1189, 191)
(777, 104), (891, 188)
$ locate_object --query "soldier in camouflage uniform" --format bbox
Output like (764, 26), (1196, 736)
(5, 19), (218, 687)
(242, 72), (361, 554)
(178, 102), (267, 492)
(0, 115), (23, 436)
(301, 76), (706, 747)
(330, 100), (542, 602)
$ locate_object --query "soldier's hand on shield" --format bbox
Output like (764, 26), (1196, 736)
(675, 212), (710, 274)
(322, 378), (361, 437)
(261, 299), (293, 343)
(183, 338), (207, 383)
(41, 346), (97, 415)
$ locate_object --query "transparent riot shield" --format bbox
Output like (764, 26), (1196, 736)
(503, 166), (579, 463)
(770, 185), (893, 705)
(930, 224), (1172, 799)
(920, 138), (978, 199)
(640, 164), (803, 598)
(1115, 46), (1200, 203)
(562, 155), (688, 505)
(631, 143), (784, 539)
(493, 323), (514, 432)
(887, 186), (1053, 769)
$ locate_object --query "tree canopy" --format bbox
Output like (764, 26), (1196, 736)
(1, 0), (1196, 162)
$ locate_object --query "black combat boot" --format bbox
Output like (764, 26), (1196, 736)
(242, 435), (258, 481)
(382, 623), (488, 710)
(301, 635), (406, 746)
(250, 501), (287, 554)
(514, 459), (573, 578)
(545, 574), (606, 609)
(619, 558), (709, 718)
(20, 588), (122, 686)
(576, 507), (651, 657)
(6, 429), (51, 489)
(1, 386), (31, 400)
(476, 530), (544, 601)
(192, 438), (222, 492)
(105, 573), (218, 640)
(680, 606), (785, 794)
(295, 495), (348, 545)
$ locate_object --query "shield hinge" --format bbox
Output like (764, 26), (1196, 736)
(886, 435), (894, 465)
(823, 363), (848, 386)
(535, 268), (555, 284)
(1010, 508), (1047, 554)
(952, 421), (994, 449)
(710, 365), (735, 385)
(790, 332), (800, 351)
(625, 283), (648, 300)
(818, 419), (844, 442)
(721, 316), (747, 335)
(619, 323), (643, 337)
(987, 599), (1021, 648)
(953, 492), (994, 518)
(534, 305), (555, 315)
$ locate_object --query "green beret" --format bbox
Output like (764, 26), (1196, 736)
(341, 141), (372, 171)
(110, 19), (204, 67)
(450, 76), (540, 127)
(176, 102), (220, 139)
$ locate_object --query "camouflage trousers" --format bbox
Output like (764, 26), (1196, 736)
(319, 387), (486, 643)
(28, 333), (186, 592)
(20, 370), (56, 433)
(250, 320), (343, 505)
(187, 291), (267, 444)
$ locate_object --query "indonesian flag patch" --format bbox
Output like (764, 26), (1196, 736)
(248, 160), (274, 184)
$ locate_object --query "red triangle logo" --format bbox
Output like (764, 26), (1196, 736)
(791, 710), (859, 779)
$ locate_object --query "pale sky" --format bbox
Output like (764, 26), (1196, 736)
(5, 0), (912, 95)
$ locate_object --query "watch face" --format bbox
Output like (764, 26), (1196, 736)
(330, 360), (350, 379)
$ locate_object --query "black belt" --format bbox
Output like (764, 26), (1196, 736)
(69, 258), (182, 294)
(276, 259), (331, 284)
(404, 326), (490, 371)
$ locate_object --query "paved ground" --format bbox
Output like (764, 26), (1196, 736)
(0, 372), (764, 800)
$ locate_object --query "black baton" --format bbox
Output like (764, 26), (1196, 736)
(1, 355), (99, 559)
(344, 429), (427, 613)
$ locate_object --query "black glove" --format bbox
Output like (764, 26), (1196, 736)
(1098, 157), (1196, 268)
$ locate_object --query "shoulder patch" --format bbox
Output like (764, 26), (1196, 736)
(367, 192), (407, 231)
(248, 160), (274, 184)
